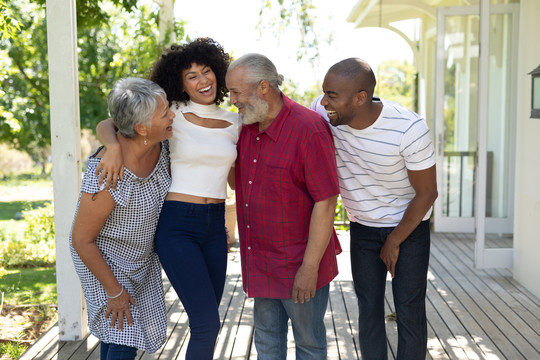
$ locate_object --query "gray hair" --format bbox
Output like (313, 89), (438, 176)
(107, 77), (167, 138)
(228, 53), (284, 91)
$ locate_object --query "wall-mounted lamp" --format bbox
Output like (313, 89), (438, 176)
(530, 65), (540, 119)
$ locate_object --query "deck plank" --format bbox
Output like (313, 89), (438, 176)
(18, 232), (540, 360)
(214, 274), (247, 360)
(431, 234), (520, 358)
(431, 233), (537, 359)
(437, 233), (540, 358)
(229, 296), (254, 360)
(18, 323), (60, 360)
(63, 334), (100, 360)
(426, 280), (474, 359)
(328, 282), (358, 359)
(339, 282), (360, 356)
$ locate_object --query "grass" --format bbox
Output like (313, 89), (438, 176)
(0, 341), (27, 359)
(0, 171), (56, 358)
(0, 175), (53, 203)
(0, 268), (57, 305)
(0, 200), (50, 221)
(0, 268), (57, 359)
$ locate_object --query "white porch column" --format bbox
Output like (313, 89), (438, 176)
(46, 0), (87, 340)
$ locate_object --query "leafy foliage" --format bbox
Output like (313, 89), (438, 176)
(0, 203), (56, 268)
(334, 196), (350, 230)
(30, 0), (139, 30)
(0, 340), (28, 359)
(375, 59), (416, 110)
(0, 0), (21, 40)
(23, 202), (55, 244)
(281, 80), (320, 108)
(0, 2), (50, 171)
(0, 1), (186, 168)
(258, 0), (321, 68)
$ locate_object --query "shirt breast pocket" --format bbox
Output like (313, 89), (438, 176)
(263, 163), (297, 201)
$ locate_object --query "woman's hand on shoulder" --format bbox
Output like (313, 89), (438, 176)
(95, 143), (124, 190)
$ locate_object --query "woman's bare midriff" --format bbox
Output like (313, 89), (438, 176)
(165, 192), (225, 204)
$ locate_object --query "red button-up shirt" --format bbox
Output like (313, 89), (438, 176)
(235, 93), (341, 299)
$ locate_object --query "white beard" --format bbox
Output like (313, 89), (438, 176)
(240, 96), (269, 125)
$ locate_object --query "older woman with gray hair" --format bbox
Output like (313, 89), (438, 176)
(70, 77), (174, 360)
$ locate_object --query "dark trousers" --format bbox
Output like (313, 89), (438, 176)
(350, 220), (430, 360)
(155, 201), (227, 360)
(100, 342), (137, 360)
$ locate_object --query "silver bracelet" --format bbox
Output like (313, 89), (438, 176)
(107, 287), (124, 299)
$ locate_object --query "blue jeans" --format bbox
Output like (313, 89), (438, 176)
(253, 284), (329, 360)
(155, 201), (227, 360)
(350, 220), (430, 360)
(100, 342), (137, 360)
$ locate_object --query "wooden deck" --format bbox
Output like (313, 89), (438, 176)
(19, 231), (540, 359)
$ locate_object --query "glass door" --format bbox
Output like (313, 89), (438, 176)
(434, 6), (479, 233)
(434, 2), (518, 268)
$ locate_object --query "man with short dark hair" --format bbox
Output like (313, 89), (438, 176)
(311, 57), (438, 360)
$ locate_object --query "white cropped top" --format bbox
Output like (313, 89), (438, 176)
(169, 100), (241, 199)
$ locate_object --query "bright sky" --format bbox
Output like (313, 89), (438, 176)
(172, 0), (413, 91)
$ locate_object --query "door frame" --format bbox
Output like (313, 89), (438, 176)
(434, 1), (518, 268)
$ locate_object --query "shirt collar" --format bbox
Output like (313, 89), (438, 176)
(245, 92), (292, 142)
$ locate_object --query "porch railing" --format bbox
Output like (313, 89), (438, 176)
(443, 150), (493, 217)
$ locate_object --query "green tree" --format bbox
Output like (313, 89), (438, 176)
(444, 63), (456, 150)
(258, 0), (322, 69)
(30, 0), (139, 29)
(0, 1), (186, 172)
(0, 2), (50, 172)
(375, 59), (416, 111)
(282, 81), (320, 108)
(0, 0), (21, 39)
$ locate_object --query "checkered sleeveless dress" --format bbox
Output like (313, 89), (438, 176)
(70, 141), (170, 353)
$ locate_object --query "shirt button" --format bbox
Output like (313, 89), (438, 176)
(253, 159), (257, 163)
(245, 203), (248, 207)
(256, 137), (260, 140)
(248, 181), (252, 184)
(247, 225), (250, 229)
(248, 246), (251, 250)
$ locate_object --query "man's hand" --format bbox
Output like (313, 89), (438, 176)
(95, 143), (124, 190)
(292, 264), (318, 304)
(380, 165), (437, 279)
(380, 235), (400, 278)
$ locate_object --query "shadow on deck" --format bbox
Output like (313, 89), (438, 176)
(19, 232), (540, 359)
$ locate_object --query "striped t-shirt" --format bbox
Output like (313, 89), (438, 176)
(311, 96), (435, 227)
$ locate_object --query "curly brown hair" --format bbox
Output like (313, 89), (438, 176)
(148, 37), (231, 105)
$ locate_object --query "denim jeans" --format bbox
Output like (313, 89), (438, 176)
(100, 342), (137, 360)
(253, 284), (329, 360)
(155, 201), (227, 360)
(350, 220), (430, 360)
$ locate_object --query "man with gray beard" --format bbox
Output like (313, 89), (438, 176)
(225, 53), (341, 360)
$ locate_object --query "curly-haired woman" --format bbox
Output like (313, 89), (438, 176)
(96, 38), (241, 359)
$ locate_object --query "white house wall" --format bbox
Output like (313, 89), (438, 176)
(514, 0), (540, 299)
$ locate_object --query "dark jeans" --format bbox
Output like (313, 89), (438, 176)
(350, 220), (430, 360)
(155, 201), (227, 360)
(100, 342), (137, 360)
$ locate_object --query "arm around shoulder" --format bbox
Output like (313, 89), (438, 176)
(95, 119), (124, 189)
